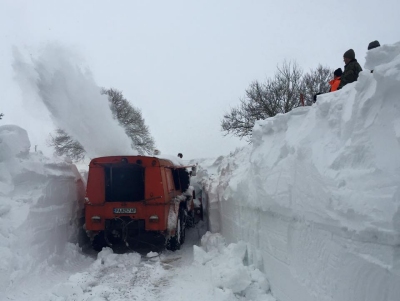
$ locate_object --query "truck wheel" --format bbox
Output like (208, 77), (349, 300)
(179, 209), (186, 245)
(166, 235), (180, 251)
(186, 210), (195, 228)
(92, 232), (107, 251)
(166, 212), (184, 251)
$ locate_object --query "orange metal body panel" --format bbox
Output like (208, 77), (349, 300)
(85, 156), (180, 233)
(86, 165), (105, 205)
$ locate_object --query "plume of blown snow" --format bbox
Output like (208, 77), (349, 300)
(12, 43), (134, 158)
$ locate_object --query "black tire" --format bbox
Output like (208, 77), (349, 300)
(166, 224), (181, 251)
(179, 209), (186, 245)
(186, 210), (195, 228)
(166, 207), (188, 251)
(92, 232), (107, 251)
(166, 235), (180, 251)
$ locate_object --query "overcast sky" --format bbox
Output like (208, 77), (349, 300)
(1, 0), (400, 160)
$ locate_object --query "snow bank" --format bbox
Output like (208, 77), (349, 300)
(0, 125), (30, 161)
(196, 42), (400, 301)
(159, 232), (275, 301)
(194, 232), (270, 297)
(0, 125), (89, 297)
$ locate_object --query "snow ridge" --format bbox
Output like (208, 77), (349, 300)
(0, 125), (88, 297)
(197, 42), (400, 301)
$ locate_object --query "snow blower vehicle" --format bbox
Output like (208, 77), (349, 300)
(84, 156), (198, 251)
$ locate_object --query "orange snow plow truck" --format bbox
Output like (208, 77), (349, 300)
(84, 156), (199, 251)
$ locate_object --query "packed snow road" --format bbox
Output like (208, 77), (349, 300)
(4, 224), (200, 301)
(44, 225), (205, 301)
(3, 223), (274, 301)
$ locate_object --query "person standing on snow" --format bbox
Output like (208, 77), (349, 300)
(329, 68), (342, 92)
(338, 49), (362, 90)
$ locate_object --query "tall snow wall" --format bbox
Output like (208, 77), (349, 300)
(0, 125), (86, 293)
(197, 42), (400, 301)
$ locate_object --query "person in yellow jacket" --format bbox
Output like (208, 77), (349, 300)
(329, 68), (342, 92)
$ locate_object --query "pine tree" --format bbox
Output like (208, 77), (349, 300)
(49, 88), (156, 161)
(49, 129), (85, 161)
(102, 88), (155, 155)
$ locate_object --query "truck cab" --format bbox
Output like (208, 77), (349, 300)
(85, 156), (193, 251)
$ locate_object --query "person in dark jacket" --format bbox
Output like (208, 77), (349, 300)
(338, 49), (362, 90)
(368, 40), (380, 50)
(329, 68), (342, 92)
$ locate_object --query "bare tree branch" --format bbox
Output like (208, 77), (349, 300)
(222, 62), (334, 139)
(221, 61), (304, 140)
(302, 64), (333, 105)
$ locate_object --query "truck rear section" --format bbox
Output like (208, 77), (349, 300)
(84, 156), (196, 251)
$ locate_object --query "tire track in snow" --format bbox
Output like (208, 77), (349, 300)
(41, 250), (180, 301)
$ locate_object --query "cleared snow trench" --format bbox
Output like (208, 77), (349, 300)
(0, 126), (272, 300)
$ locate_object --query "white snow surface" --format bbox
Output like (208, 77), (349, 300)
(0, 125), (91, 298)
(194, 42), (400, 301)
(41, 233), (275, 301)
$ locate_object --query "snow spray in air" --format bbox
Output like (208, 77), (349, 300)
(12, 43), (134, 158)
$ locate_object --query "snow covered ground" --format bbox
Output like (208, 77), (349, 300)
(39, 230), (274, 301)
(195, 42), (400, 301)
